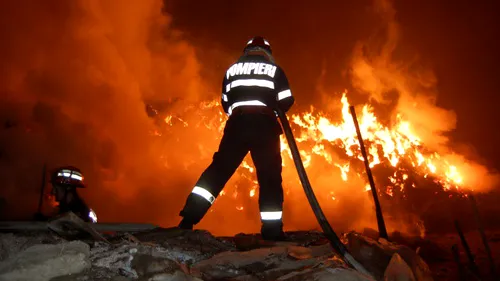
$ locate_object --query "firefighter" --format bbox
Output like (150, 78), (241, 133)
(178, 36), (295, 240)
(41, 166), (97, 223)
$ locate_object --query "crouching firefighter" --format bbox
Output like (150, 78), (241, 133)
(36, 166), (97, 223)
(178, 36), (295, 240)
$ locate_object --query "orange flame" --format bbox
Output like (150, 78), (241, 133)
(152, 90), (494, 236)
(158, 92), (486, 196)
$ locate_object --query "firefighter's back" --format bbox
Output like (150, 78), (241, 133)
(222, 53), (293, 118)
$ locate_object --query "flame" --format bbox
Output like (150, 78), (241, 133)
(249, 186), (257, 197)
(148, 87), (498, 237)
(46, 194), (59, 208)
(283, 92), (471, 191)
(155, 90), (485, 199)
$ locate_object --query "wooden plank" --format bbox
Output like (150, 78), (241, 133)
(48, 212), (110, 243)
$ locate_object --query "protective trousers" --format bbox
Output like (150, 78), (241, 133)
(179, 112), (284, 239)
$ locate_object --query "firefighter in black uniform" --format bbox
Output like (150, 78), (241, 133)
(178, 36), (295, 240)
(36, 166), (97, 223)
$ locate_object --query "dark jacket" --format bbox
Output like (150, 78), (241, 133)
(221, 54), (295, 116)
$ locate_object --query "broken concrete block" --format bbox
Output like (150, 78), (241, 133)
(0, 232), (61, 262)
(347, 232), (433, 281)
(277, 267), (375, 281)
(190, 244), (333, 281)
(135, 229), (235, 264)
(149, 270), (203, 281)
(287, 246), (313, 260)
(287, 244), (334, 260)
(90, 243), (139, 279)
(191, 246), (290, 280)
(383, 253), (416, 281)
(321, 267), (378, 281)
(132, 253), (180, 277)
(396, 246), (433, 281)
(0, 241), (90, 281)
(190, 246), (285, 278)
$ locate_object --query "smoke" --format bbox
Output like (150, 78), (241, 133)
(350, 0), (455, 149)
(348, 0), (499, 192)
(0, 0), (383, 236)
(0, 0), (213, 223)
(1, 0), (498, 237)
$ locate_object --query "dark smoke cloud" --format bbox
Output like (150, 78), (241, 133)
(0, 0), (212, 223)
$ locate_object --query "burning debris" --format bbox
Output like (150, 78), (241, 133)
(147, 90), (498, 236)
(0, 3), (498, 281)
(153, 91), (489, 197)
(0, 0), (498, 240)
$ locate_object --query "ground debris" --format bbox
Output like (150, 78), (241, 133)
(347, 232), (434, 281)
(0, 232), (62, 262)
(0, 241), (90, 281)
(383, 253), (416, 281)
(277, 265), (375, 281)
(228, 231), (328, 251)
(48, 212), (110, 243)
(0, 228), (438, 281)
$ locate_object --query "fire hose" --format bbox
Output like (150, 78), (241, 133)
(275, 107), (373, 277)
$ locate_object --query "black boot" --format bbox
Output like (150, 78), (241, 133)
(178, 217), (194, 230)
(261, 221), (285, 241)
(178, 193), (212, 229)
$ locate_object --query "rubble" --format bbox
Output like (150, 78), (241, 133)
(278, 267), (375, 281)
(0, 224), (431, 281)
(48, 212), (110, 243)
(383, 253), (416, 281)
(0, 240), (90, 281)
(190, 245), (330, 280)
(0, 232), (62, 261)
(347, 232), (433, 281)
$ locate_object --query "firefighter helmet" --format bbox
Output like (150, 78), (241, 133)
(244, 36), (272, 54)
(51, 166), (85, 188)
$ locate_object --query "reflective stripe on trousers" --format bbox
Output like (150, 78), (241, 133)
(192, 186), (216, 204)
(260, 211), (282, 221)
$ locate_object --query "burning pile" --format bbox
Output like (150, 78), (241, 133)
(138, 0), (500, 236)
(147, 88), (495, 236)
(155, 92), (466, 194)
(287, 92), (464, 192)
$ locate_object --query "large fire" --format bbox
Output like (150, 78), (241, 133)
(1, 0), (498, 237)
(150, 90), (491, 236)
(287, 92), (464, 191)
(159, 91), (465, 195)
